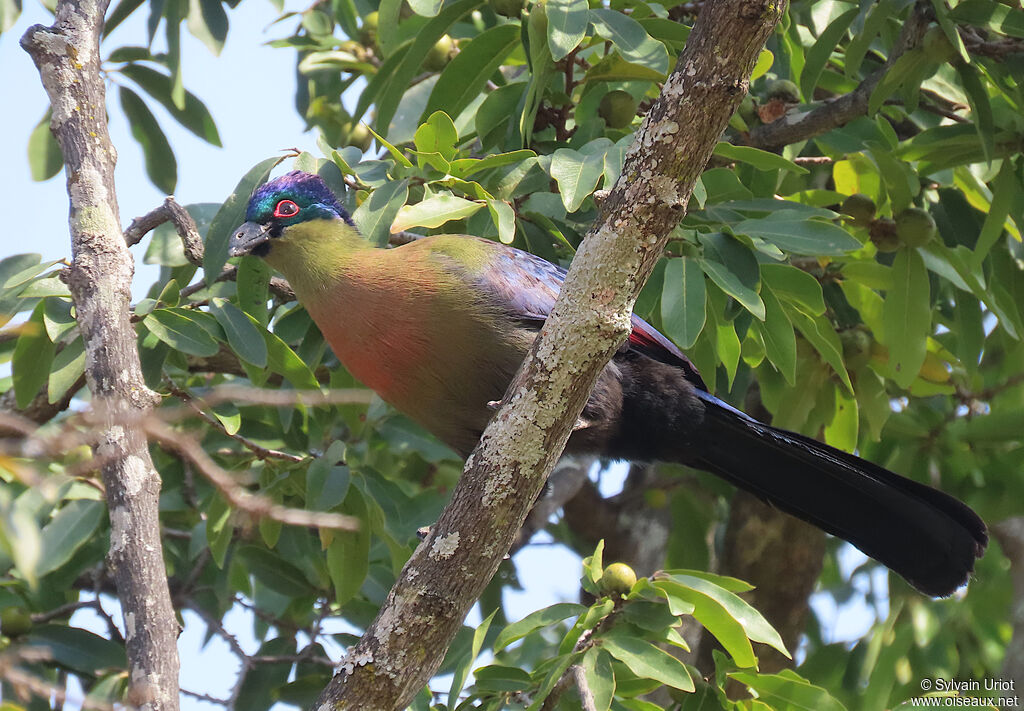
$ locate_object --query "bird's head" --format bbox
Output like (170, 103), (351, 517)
(229, 170), (356, 260)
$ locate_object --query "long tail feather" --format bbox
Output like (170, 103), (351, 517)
(689, 393), (987, 597)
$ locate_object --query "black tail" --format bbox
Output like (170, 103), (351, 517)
(689, 395), (988, 597)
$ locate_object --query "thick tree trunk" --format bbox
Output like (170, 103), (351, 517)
(313, 1), (788, 708)
(22, 5), (182, 709)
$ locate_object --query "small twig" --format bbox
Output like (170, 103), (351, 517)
(0, 649), (124, 711)
(792, 156), (834, 166)
(251, 654), (336, 667)
(145, 418), (360, 531)
(181, 688), (229, 706)
(29, 600), (96, 624)
(177, 265), (296, 302)
(187, 600), (252, 666)
(164, 378), (306, 463)
(191, 384), (374, 410)
(124, 197), (204, 267)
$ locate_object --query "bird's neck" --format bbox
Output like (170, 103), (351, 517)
(263, 218), (372, 296)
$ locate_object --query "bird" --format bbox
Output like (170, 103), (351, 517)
(229, 170), (987, 597)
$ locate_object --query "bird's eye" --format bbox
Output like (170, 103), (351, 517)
(273, 199), (300, 218)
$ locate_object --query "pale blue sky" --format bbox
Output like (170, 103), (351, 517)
(1, 4), (878, 706)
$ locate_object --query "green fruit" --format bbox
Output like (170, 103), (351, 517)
(923, 26), (956, 64)
(424, 34), (454, 71)
(738, 94), (757, 123)
(895, 207), (937, 248)
(360, 11), (379, 45)
(1, 607), (32, 638)
(599, 90), (638, 129)
(765, 78), (800, 103)
(599, 562), (637, 596)
(870, 218), (901, 253)
(841, 194), (877, 225)
(489, 0), (525, 17)
(347, 123), (373, 152)
(840, 328), (872, 370)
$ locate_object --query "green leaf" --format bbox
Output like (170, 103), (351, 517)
(583, 52), (667, 83)
(326, 486), (370, 605)
(655, 575), (788, 668)
(974, 159), (1016, 263)
(186, 0), (228, 54)
(600, 633), (694, 692)
(759, 286), (796, 385)
(450, 149), (536, 179)
(786, 306), (853, 394)
(27, 111), (63, 181)
(760, 263), (826, 316)
(728, 670), (847, 711)
(545, 0), (588, 60)
(956, 62), (995, 164)
(306, 441), (350, 511)
(493, 602), (586, 651)
(824, 385), (858, 452)
(209, 298), (268, 367)
(262, 323), (321, 390)
(352, 180), (410, 247)
(950, 0), (1024, 38)
(661, 257), (706, 349)
(713, 143), (808, 175)
(472, 665), (532, 692)
(48, 336), (86, 404)
(119, 63), (221, 145)
(237, 545), (315, 597)
(204, 157), (278, 280)
(550, 147), (605, 212)
(882, 247), (930, 388)
(800, 8), (857, 100)
(487, 200), (516, 244)
(589, 8), (668, 74)
(582, 647), (615, 711)
(13, 302), (56, 409)
(392, 194), (484, 232)
(0, 0), (21, 34)
(414, 111), (459, 161)
(449, 609), (497, 705)
(144, 308), (220, 357)
(119, 86), (177, 194)
(26, 625), (126, 674)
(425, 24), (520, 124)
(235, 637), (296, 711)
(408, 0), (442, 16)
(37, 501), (105, 577)
(235, 255), (271, 326)
(699, 233), (764, 320)
(733, 218), (862, 256)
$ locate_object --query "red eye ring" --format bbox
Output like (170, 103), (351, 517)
(273, 199), (300, 219)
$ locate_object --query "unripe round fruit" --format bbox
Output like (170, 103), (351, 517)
(645, 489), (669, 509)
(870, 218), (901, 253)
(489, 0), (525, 17)
(1, 607), (33, 638)
(347, 123), (373, 151)
(840, 328), (872, 370)
(895, 207), (937, 248)
(424, 34), (454, 71)
(841, 193), (876, 224)
(738, 94), (757, 123)
(360, 11), (378, 45)
(923, 26), (956, 64)
(765, 78), (800, 103)
(599, 562), (637, 596)
(599, 90), (638, 129)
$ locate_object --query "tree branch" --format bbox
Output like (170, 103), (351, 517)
(124, 197), (204, 265)
(312, 1), (787, 708)
(21, 3), (181, 708)
(748, 0), (930, 150)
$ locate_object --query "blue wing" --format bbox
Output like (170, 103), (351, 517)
(470, 238), (708, 392)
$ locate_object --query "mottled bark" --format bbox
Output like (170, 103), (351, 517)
(21, 4), (181, 709)
(312, 1), (787, 708)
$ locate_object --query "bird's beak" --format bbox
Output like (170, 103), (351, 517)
(229, 222), (270, 257)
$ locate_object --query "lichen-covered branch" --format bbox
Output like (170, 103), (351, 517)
(20, 2), (181, 708)
(312, 1), (787, 708)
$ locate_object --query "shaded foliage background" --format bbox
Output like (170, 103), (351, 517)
(1, 0), (1023, 708)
